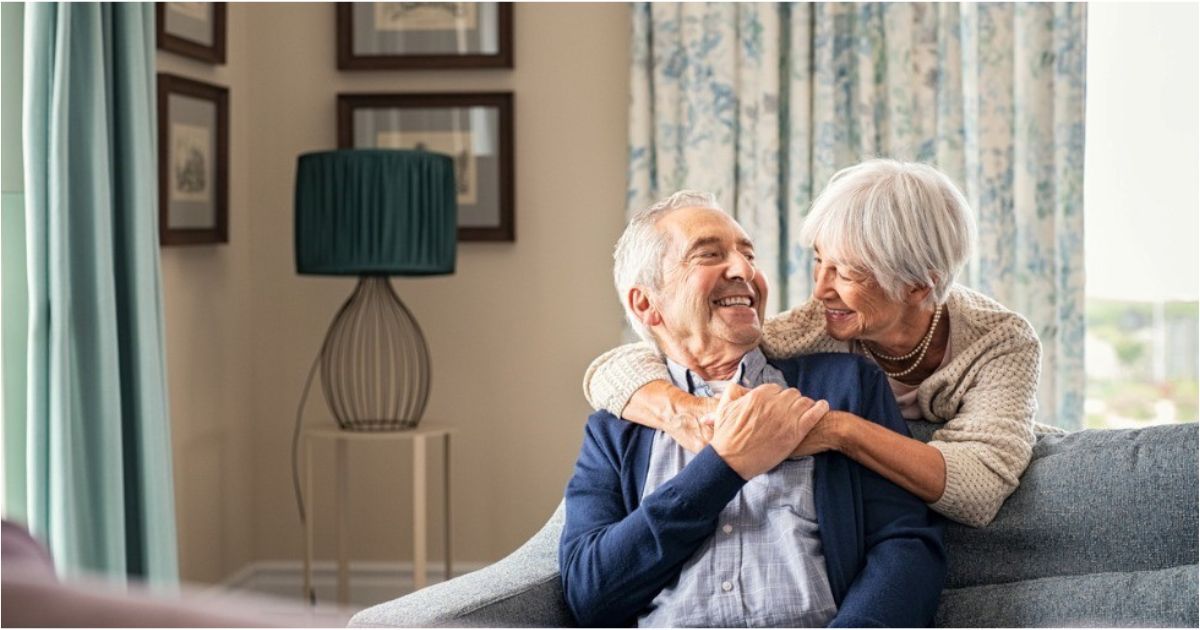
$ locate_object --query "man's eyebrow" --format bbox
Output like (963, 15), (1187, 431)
(682, 236), (756, 256)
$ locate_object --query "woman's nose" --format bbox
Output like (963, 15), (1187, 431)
(812, 267), (834, 297)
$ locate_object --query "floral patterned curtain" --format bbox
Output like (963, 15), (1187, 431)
(627, 3), (1087, 428)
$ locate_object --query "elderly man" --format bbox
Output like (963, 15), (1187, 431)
(559, 191), (946, 628)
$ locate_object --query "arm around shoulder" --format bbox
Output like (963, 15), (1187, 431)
(760, 299), (841, 359)
(581, 342), (670, 415)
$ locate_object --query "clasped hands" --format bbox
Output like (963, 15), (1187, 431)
(668, 384), (836, 480)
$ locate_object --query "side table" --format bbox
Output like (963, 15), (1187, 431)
(302, 425), (456, 606)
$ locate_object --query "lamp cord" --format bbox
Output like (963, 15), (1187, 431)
(291, 350), (321, 522)
(291, 348), (322, 605)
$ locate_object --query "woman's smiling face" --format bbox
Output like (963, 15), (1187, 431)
(811, 246), (906, 343)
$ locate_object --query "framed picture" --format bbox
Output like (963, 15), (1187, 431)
(338, 92), (514, 242)
(157, 73), (229, 246)
(156, 3), (226, 64)
(337, 2), (513, 70)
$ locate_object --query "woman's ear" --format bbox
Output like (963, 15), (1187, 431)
(907, 282), (934, 306)
(628, 286), (661, 328)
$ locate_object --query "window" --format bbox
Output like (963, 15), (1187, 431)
(1083, 4), (1199, 428)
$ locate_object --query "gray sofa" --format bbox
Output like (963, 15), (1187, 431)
(351, 423), (1199, 627)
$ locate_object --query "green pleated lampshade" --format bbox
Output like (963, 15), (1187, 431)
(294, 149), (457, 276)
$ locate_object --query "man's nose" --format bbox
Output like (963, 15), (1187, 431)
(726, 251), (755, 281)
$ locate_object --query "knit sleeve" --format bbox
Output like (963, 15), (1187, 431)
(760, 300), (836, 358)
(581, 342), (669, 415)
(926, 320), (1041, 527)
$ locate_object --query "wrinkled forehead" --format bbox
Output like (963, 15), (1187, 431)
(659, 206), (754, 252)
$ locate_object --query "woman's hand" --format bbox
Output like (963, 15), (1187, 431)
(791, 410), (851, 457)
(622, 380), (718, 453)
(664, 391), (718, 453)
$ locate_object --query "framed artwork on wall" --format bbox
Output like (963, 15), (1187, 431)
(338, 92), (514, 242)
(157, 73), (229, 246)
(337, 2), (513, 70)
(156, 2), (226, 64)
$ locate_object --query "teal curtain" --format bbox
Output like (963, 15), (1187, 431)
(3, 1), (29, 523)
(22, 2), (177, 583)
(627, 3), (1087, 428)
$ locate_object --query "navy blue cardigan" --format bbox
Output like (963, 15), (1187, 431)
(559, 353), (947, 627)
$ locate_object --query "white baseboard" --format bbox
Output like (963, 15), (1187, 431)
(208, 560), (488, 610)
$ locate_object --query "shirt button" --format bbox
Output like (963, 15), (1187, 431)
(721, 581), (733, 592)
(722, 524), (733, 534)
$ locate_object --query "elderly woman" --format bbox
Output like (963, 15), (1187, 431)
(583, 159), (1043, 528)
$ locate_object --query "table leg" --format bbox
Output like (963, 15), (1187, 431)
(443, 433), (452, 581)
(413, 435), (428, 590)
(336, 439), (349, 606)
(304, 436), (314, 604)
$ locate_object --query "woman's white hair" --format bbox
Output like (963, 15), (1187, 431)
(799, 159), (976, 307)
(613, 190), (723, 344)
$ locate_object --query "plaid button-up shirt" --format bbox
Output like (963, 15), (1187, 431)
(638, 349), (838, 627)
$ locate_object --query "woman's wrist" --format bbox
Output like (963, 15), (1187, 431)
(619, 380), (667, 428)
(624, 380), (702, 431)
(668, 386), (712, 422)
(824, 411), (858, 453)
(656, 383), (714, 453)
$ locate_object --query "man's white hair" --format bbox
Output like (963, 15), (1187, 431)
(613, 190), (724, 344)
(799, 159), (976, 307)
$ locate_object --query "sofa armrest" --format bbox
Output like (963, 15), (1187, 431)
(349, 502), (572, 628)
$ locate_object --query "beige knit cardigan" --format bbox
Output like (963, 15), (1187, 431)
(582, 284), (1045, 528)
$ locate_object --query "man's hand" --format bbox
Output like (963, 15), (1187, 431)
(709, 383), (830, 480)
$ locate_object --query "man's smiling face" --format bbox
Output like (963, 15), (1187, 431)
(651, 206), (769, 356)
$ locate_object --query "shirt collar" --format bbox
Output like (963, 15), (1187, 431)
(665, 348), (769, 397)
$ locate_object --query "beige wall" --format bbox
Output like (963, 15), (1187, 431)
(161, 3), (631, 581)
(158, 6), (256, 583)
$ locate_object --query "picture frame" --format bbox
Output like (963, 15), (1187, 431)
(338, 92), (514, 242)
(156, 3), (226, 64)
(157, 73), (229, 246)
(337, 2), (513, 70)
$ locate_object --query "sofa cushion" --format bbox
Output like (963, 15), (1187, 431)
(907, 422), (1199, 589)
(349, 504), (571, 628)
(935, 564), (1198, 627)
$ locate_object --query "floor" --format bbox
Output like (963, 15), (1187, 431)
(206, 563), (462, 626)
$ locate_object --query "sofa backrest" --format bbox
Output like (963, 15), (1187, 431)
(909, 422), (1199, 589)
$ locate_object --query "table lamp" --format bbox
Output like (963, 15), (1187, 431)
(293, 149), (457, 431)
(289, 149), (456, 604)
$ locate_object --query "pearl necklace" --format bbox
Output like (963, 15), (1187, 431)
(861, 303), (943, 379)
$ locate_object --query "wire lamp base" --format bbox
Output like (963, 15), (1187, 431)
(320, 275), (430, 431)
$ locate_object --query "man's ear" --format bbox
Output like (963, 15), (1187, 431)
(628, 286), (661, 328)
